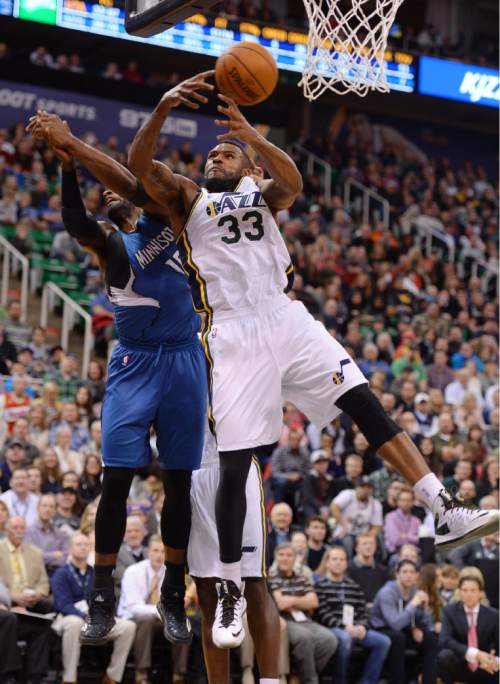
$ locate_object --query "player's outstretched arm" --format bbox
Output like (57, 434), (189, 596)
(27, 111), (167, 220)
(128, 72), (214, 219)
(215, 94), (303, 212)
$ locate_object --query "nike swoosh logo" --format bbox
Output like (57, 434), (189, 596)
(231, 629), (242, 637)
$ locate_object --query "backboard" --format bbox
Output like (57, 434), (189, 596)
(125, 0), (220, 37)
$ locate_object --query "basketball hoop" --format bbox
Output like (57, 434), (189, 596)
(299, 0), (405, 100)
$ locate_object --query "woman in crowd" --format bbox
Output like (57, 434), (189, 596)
(476, 455), (500, 499)
(85, 359), (106, 403)
(79, 453), (102, 504)
(417, 563), (443, 632)
(54, 425), (82, 475)
(35, 380), (62, 425)
(74, 385), (95, 430)
(29, 404), (49, 451)
(35, 446), (62, 493)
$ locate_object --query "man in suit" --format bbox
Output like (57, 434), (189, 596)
(114, 516), (148, 593)
(0, 576), (52, 684)
(438, 574), (499, 683)
(448, 534), (499, 608)
(267, 502), (297, 565)
(0, 515), (51, 612)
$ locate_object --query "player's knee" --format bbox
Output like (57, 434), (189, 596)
(101, 466), (135, 503)
(335, 384), (402, 450)
(219, 449), (253, 488)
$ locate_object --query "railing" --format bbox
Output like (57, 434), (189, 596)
(414, 216), (456, 264)
(458, 248), (499, 294)
(40, 282), (94, 378)
(288, 143), (332, 201)
(0, 235), (29, 322)
(343, 178), (390, 228)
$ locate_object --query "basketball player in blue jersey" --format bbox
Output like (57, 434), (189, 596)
(27, 111), (208, 645)
(126, 72), (499, 657)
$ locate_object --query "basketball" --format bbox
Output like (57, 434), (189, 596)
(215, 42), (278, 106)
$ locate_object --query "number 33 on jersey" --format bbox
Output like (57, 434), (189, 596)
(178, 176), (294, 314)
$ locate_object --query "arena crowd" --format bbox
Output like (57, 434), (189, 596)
(0, 97), (498, 684)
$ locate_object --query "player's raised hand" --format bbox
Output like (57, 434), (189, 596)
(27, 111), (74, 149)
(215, 94), (258, 144)
(160, 70), (215, 110)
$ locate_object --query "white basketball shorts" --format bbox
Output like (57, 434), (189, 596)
(188, 458), (266, 578)
(205, 294), (367, 451)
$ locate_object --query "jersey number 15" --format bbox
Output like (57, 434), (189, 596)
(219, 211), (264, 245)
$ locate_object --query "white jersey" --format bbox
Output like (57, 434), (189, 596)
(179, 176), (293, 317)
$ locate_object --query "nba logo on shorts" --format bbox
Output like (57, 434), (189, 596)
(209, 326), (218, 340)
(122, 355), (130, 366)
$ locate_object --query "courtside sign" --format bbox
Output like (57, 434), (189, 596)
(419, 56), (499, 108)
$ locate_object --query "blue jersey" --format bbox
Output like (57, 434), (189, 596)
(107, 212), (200, 346)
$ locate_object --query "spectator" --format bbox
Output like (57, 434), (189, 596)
(413, 393), (438, 437)
(305, 516), (330, 571)
(331, 453), (363, 496)
(271, 429), (310, 505)
(117, 535), (190, 684)
(417, 563), (443, 629)
(53, 487), (81, 536)
(0, 515), (50, 611)
(348, 533), (388, 605)
(6, 416), (40, 462)
(25, 493), (69, 575)
(51, 533), (136, 684)
(79, 453), (102, 503)
(81, 419), (102, 459)
(0, 440), (27, 491)
(448, 533), (499, 608)
(2, 300), (32, 350)
(27, 465), (42, 496)
(268, 543), (337, 684)
(50, 401), (90, 452)
(267, 502), (296, 561)
(368, 459), (403, 501)
(29, 46), (53, 67)
(53, 425), (83, 475)
(102, 61), (123, 79)
(29, 327), (48, 361)
(381, 479), (405, 516)
(0, 375), (32, 433)
(370, 559), (439, 684)
(330, 477), (383, 557)
(443, 458), (474, 492)
(115, 515), (148, 590)
(384, 486), (421, 556)
(315, 546), (391, 684)
(28, 405), (49, 452)
(0, 576), (52, 684)
(427, 350), (455, 392)
(438, 573), (499, 683)
(74, 385), (95, 429)
(35, 446), (62, 493)
(85, 360), (106, 402)
(46, 355), (81, 403)
(300, 450), (335, 521)
(0, 468), (39, 526)
(440, 564), (460, 605)
(445, 369), (483, 410)
(459, 479), (478, 504)
(476, 457), (499, 500)
(431, 413), (463, 462)
(289, 530), (314, 581)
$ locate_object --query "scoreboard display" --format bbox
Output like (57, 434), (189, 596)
(10, 0), (417, 93)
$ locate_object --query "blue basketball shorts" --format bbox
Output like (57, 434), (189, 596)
(101, 336), (208, 470)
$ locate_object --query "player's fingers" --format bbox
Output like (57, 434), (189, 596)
(178, 97), (200, 110)
(188, 91), (209, 104)
(217, 93), (238, 108)
(216, 132), (234, 141)
(214, 119), (231, 128)
(192, 69), (215, 81)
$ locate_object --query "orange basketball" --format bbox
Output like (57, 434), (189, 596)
(215, 42), (278, 106)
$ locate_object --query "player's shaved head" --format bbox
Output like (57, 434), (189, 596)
(204, 141), (252, 192)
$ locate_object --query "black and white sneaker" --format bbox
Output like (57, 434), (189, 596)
(80, 588), (116, 644)
(212, 580), (246, 649)
(433, 490), (500, 552)
(157, 586), (192, 644)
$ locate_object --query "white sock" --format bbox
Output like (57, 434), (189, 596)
(260, 679), (279, 684)
(414, 473), (444, 508)
(220, 561), (241, 585)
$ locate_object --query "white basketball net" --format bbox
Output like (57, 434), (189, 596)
(300, 0), (405, 100)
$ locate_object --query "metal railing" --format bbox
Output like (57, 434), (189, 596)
(343, 178), (390, 228)
(40, 282), (94, 378)
(0, 235), (29, 322)
(458, 248), (499, 294)
(288, 143), (332, 201)
(414, 216), (456, 264)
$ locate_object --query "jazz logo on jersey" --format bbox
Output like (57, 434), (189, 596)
(206, 190), (266, 217)
(332, 358), (351, 385)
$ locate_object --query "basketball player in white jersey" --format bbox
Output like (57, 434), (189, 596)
(189, 424), (281, 683)
(128, 70), (499, 652)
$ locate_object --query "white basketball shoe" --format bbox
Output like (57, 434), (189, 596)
(433, 490), (500, 552)
(212, 580), (247, 649)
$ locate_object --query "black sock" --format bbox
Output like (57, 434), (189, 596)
(163, 561), (185, 590)
(93, 564), (115, 590)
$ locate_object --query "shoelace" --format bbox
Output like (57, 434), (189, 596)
(220, 590), (238, 628)
(439, 490), (478, 519)
(163, 590), (186, 619)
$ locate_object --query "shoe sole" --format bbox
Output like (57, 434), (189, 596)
(211, 597), (247, 650)
(435, 511), (500, 552)
(156, 605), (193, 645)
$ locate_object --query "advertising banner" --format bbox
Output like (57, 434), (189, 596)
(0, 80), (221, 152)
(419, 56), (499, 108)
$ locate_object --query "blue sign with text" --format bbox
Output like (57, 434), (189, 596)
(418, 56), (499, 108)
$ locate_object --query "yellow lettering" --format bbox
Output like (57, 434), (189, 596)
(239, 22), (260, 36)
